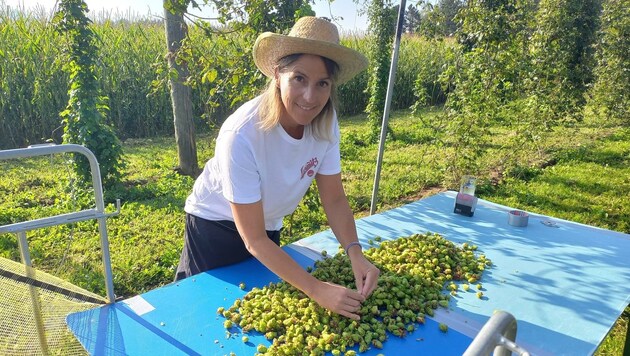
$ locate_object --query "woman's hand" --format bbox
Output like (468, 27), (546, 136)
(350, 254), (379, 297)
(308, 281), (366, 320)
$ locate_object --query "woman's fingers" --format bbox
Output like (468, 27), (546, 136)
(340, 293), (363, 320)
(339, 309), (360, 320)
(343, 295), (362, 311)
(344, 288), (365, 306)
(315, 282), (365, 320)
(349, 256), (380, 297)
(361, 268), (379, 297)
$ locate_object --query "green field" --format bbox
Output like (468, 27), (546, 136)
(1, 108), (628, 354)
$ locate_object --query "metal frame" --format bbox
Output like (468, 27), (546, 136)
(463, 310), (530, 356)
(0, 143), (120, 303)
(370, 0), (407, 215)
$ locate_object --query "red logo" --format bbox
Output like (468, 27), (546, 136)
(300, 157), (319, 179)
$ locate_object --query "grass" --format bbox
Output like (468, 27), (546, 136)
(1, 107), (628, 353)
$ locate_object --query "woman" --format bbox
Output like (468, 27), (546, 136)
(175, 16), (379, 320)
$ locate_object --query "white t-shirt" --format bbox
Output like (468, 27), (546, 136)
(185, 96), (342, 231)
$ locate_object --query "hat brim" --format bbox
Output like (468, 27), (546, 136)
(253, 32), (368, 85)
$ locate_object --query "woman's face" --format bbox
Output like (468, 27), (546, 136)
(275, 54), (332, 137)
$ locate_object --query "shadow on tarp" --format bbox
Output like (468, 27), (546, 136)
(66, 305), (202, 356)
(66, 247), (305, 356)
(298, 192), (630, 355)
(446, 295), (597, 356)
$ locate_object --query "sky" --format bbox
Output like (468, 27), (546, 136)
(4, 0), (370, 33)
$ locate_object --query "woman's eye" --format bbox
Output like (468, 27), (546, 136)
(319, 81), (330, 88)
(293, 75), (304, 82)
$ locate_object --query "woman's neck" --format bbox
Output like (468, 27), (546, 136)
(281, 122), (305, 139)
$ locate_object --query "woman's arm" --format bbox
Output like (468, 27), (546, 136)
(230, 200), (366, 320)
(315, 173), (379, 297)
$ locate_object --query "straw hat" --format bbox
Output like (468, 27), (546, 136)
(253, 17), (368, 85)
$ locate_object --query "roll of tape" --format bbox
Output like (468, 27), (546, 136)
(508, 210), (529, 227)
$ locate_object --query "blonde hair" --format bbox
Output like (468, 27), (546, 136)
(258, 54), (339, 141)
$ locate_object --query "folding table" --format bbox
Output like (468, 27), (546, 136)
(67, 191), (630, 355)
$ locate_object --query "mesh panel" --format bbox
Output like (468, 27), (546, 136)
(0, 256), (105, 355)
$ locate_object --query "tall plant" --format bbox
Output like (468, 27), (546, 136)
(365, 0), (397, 142)
(586, 0), (629, 126)
(411, 38), (457, 110)
(528, 0), (602, 124)
(442, 0), (533, 183)
(0, 9), (68, 149)
(54, 0), (124, 186)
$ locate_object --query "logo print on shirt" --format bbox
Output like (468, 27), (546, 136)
(300, 157), (319, 179)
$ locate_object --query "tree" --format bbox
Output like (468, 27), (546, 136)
(404, 4), (421, 33)
(188, 0), (314, 124)
(54, 0), (124, 187)
(439, 0), (464, 36)
(243, 0), (314, 32)
(413, 0), (464, 38)
(417, 2), (446, 38)
(161, 1), (315, 178)
(164, 0), (200, 178)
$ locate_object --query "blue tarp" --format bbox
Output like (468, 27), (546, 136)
(67, 192), (630, 355)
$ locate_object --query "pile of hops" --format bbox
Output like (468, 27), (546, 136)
(218, 232), (491, 355)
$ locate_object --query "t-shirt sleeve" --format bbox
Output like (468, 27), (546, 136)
(215, 130), (262, 204)
(317, 117), (342, 176)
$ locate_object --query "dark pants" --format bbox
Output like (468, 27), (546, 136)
(174, 214), (281, 281)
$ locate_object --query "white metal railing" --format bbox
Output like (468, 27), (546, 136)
(0, 143), (119, 303)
